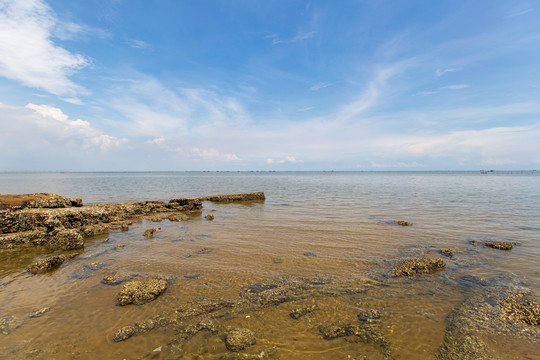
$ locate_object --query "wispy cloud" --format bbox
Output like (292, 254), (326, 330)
(442, 84), (470, 90)
(435, 68), (460, 77)
(271, 31), (316, 45)
(0, 0), (89, 98)
(309, 82), (331, 91)
(127, 39), (153, 50)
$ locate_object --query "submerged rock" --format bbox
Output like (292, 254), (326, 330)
(392, 220), (413, 226)
(112, 326), (136, 342)
(27, 253), (78, 274)
(303, 251), (317, 257)
(392, 257), (446, 276)
(29, 307), (50, 318)
(101, 272), (133, 285)
(204, 214), (214, 221)
(442, 248), (456, 257)
(289, 304), (319, 319)
(142, 227), (161, 238)
(358, 309), (382, 323)
(117, 278), (168, 305)
(485, 241), (515, 251)
(225, 328), (256, 351)
(0, 315), (24, 334)
(500, 291), (540, 327)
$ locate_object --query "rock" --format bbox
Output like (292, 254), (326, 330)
(168, 214), (188, 222)
(120, 224), (129, 231)
(0, 315), (24, 334)
(101, 272), (133, 285)
(195, 248), (212, 255)
(358, 309), (382, 322)
(485, 241), (515, 250)
(117, 278), (168, 305)
(392, 257), (446, 276)
(27, 254), (77, 274)
(304, 251), (317, 257)
(47, 229), (84, 250)
(500, 292), (540, 326)
(204, 214), (214, 221)
(29, 307), (50, 318)
(151, 217), (162, 222)
(0, 193), (82, 210)
(289, 304), (318, 319)
(225, 328), (256, 351)
(183, 273), (202, 279)
(142, 227), (161, 238)
(200, 192), (265, 203)
(392, 220), (413, 226)
(442, 248), (456, 257)
(112, 326), (136, 342)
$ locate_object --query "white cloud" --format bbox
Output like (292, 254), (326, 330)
(272, 31), (316, 45)
(25, 103), (126, 150)
(298, 106), (314, 112)
(309, 82), (331, 91)
(266, 156), (304, 165)
(191, 148), (241, 162)
(442, 84), (470, 90)
(127, 39), (153, 50)
(0, 0), (90, 97)
(435, 68), (460, 77)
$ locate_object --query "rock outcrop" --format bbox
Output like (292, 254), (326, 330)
(1, 192), (264, 250)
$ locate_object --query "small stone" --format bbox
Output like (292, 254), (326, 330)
(29, 307), (50, 318)
(120, 224), (129, 231)
(168, 214), (188, 222)
(392, 258), (446, 276)
(225, 328), (256, 351)
(442, 248), (456, 257)
(272, 257), (283, 264)
(143, 227), (161, 238)
(195, 248), (212, 255)
(392, 220), (413, 226)
(304, 251), (317, 257)
(151, 217), (162, 222)
(357, 309), (381, 322)
(184, 273), (202, 279)
(485, 241), (515, 250)
(112, 326), (136, 342)
(117, 278), (168, 305)
(204, 214), (214, 221)
(290, 304), (319, 319)
(27, 254), (75, 274)
(101, 272), (132, 285)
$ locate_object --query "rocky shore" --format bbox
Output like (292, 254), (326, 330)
(0, 192), (265, 250)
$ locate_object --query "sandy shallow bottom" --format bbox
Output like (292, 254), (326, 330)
(1, 199), (539, 360)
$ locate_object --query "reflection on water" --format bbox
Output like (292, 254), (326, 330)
(1, 172), (539, 359)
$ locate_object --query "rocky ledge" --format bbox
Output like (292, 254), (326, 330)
(0, 192), (264, 250)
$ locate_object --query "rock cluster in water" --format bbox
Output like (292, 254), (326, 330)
(0, 192), (264, 250)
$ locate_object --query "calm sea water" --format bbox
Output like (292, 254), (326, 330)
(1, 171), (539, 359)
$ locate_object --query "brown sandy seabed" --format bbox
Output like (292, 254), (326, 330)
(0, 193), (539, 360)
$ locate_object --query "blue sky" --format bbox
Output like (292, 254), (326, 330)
(1, 0), (539, 171)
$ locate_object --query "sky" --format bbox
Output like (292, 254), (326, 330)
(0, 0), (539, 171)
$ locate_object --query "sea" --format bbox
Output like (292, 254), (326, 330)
(1, 171), (539, 359)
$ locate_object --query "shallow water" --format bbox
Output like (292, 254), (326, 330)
(1, 171), (539, 359)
